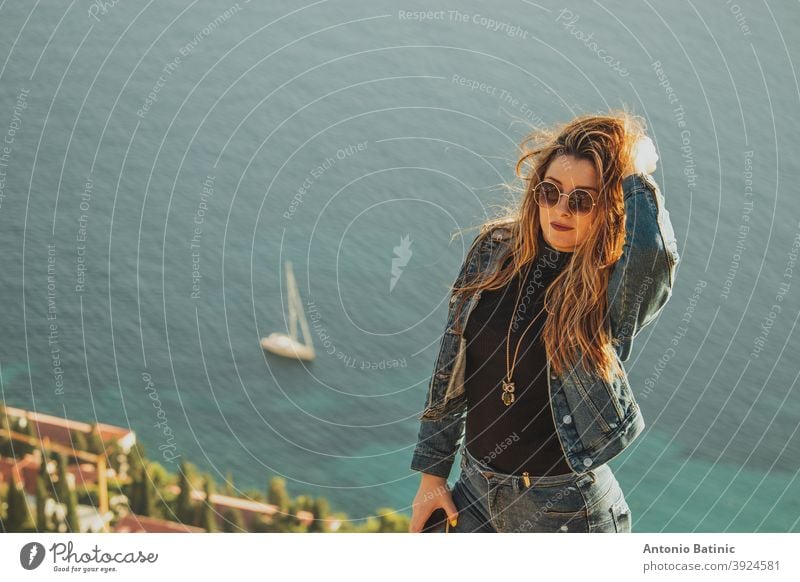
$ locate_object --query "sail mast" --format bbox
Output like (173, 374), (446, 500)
(288, 263), (314, 352)
(286, 261), (298, 341)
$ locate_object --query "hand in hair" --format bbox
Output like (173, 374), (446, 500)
(626, 134), (659, 176)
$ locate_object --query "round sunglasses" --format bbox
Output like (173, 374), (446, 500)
(533, 180), (596, 216)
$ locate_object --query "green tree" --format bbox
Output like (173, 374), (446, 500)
(130, 464), (156, 517)
(265, 476), (293, 531)
(64, 487), (79, 532)
(105, 438), (121, 473)
(53, 451), (70, 504)
(242, 488), (264, 502)
(87, 424), (105, 456)
(294, 494), (313, 512)
(266, 476), (290, 512)
(250, 513), (279, 533)
(197, 476), (216, 532)
(174, 462), (194, 525)
(124, 443), (144, 509)
(71, 429), (88, 454)
(5, 477), (32, 532)
(307, 497), (330, 533)
(127, 442), (144, 479)
(222, 507), (245, 532)
(39, 451), (57, 498)
(35, 470), (50, 532)
(223, 470), (235, 497)
(375, 507), (409, 532)
(124, 443), (157, 517)
(0, 402), (11, 456)
(148, 461), (170, 519)
(51, 451), (80, 532)
(283, 498), (307, 533)
(140, 466), (154, 517)
(148, 461), (169, 488)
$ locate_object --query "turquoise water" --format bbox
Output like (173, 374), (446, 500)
(0, 0), (798, 531)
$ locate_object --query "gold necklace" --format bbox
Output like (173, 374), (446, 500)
(502, 261), (548, 406)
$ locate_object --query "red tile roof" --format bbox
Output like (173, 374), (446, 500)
(0, 454), (40, 495)
(3, 406), (134, 449)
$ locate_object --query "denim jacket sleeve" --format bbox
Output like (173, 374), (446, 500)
(408, 231), (485, 478)
(409, 404), (467, 478)
(608, 172), (680, 361)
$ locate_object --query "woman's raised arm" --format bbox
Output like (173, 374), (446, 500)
(607, 171), (680, 361)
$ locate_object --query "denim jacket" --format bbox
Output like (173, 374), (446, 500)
(410, 172), (680, 478)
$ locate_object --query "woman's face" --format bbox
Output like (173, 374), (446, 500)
(537, 154), (600, 252)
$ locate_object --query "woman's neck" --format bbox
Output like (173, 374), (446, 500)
(537, 229), (573, 267)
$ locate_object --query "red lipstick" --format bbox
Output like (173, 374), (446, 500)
(551, 222), (573, 232)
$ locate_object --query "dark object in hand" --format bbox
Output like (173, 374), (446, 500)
(421, 508), (449, 533)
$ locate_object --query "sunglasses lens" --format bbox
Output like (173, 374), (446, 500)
(535, 182), (560, 207)
(570, 190), (594, 215)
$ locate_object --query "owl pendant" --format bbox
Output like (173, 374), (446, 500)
(501, 379), (515, 406)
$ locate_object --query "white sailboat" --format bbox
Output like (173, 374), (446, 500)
(260, 261), (316, 361)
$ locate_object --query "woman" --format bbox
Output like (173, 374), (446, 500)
(408, 110), (679, 533)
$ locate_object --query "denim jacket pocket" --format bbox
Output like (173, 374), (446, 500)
(560, 366), (621, 447)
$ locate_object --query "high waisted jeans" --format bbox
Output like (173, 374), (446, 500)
(448, 444), (632, 532)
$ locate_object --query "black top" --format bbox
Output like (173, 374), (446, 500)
(463, 229), (574, 476)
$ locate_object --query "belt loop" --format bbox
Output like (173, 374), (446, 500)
(575, 471), (597, 487)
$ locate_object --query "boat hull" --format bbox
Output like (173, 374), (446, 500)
(260, 332), (315, 361)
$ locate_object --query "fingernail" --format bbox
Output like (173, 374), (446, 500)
(450, 518), (458, 527)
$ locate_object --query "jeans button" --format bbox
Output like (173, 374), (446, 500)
(583, 457), (593, 467)
(562, 414), (572, 424)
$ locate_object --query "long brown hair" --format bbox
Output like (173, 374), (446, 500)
(451, 108), (647, 383)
